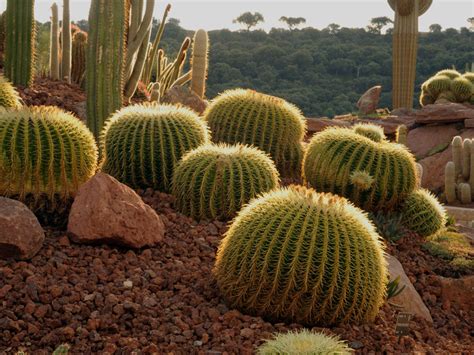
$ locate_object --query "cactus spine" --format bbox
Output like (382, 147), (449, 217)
(4, 0), (36, 87)
(71, 31), (87, 85)
(190, 29), (208, 99)
(86, 0), (128, 139)
(50, 3), (60, 80)
(389, 0), (432, 109)
(444, 136), (474, 204)
(61, 0), (71, 82)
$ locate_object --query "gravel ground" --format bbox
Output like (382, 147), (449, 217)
(0, 189), (472, 354)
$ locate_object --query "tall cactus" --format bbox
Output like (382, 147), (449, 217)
(389, 0), (432, 109)
(50, 3), (60, 80)
(190, 29), (209, 99)
(61, 0), (71, 82)
(4, 0), (36, 87)
(86, 0), (128, 139)
(71, 31), (87, 85)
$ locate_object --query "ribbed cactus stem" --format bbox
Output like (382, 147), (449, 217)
(470, 143), (474, 198)
(190, 29), (209, 99)
(124, 27), (151, 102)
(71, 31), (87, 85)
(415, 163), (423, 188)
(4, 0), (36, 86)
(50, 3), (60, 80)
(61, 0), (71, 82)
(452, 136), (463, 179)
(86, 0), (128, 140)
(389, 0), (432, 109)
(462, 139), (472, 180)
(459, 183), (472, 204)
(444, 161), (457, 204)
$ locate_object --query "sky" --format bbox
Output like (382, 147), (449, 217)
(0, 0), (472, 32)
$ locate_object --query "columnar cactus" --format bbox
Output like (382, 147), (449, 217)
(101, 104), (209, 192)
(204, 89), (306, 177)
(444, 136), (474, 204)
(389, 0), (432, 109)
(420, 69), (474, 106)
(214, 186), (388, 326)
(0, 106), (98, 202)
(50, 3), (60, 80)
(190, 29), (209, 99)
(86, 0), (128, 139)
(0, 75), (22, 108)
(172, 144), (279, 220)
(396, 124), (408, 145)
(303, 125), (417, 211)
(400, 189), (446, 237)
(4, 0), (36, 86)
(61, 0), (71, 82)
(71, 31), (87, 85)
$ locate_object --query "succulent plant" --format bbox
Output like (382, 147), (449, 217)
(204, 89), (306, 177)
(444, 136), (474, 204)
(61, 0), (71, 83)
(0, 75), (22, 108)
(451, 77), (472, 102)
(400, 189), (446, 237)
(395, 124), (408, 145)
(425, 75), (451, 97)
(4, 0), (36, 86)
(462, 72), (474, 84)
(172, 143), (279, 220)
(353, 123), (386, 142)
(49, 3), (60, 80)
(101, 103), (209, 192)
(214, 185), (388, 326)
(0, 106), (98, 203)
(71, 31), (87, 85)
(420, 69), (474, 106)
(257, 330), (352, 355)
(190, 29), (209, 99)
(436, 69), (461, 80)
(303, 126), (417, 211)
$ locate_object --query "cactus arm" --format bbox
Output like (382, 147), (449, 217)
(50, 3), (60, 80)
(124, 27), (151, 101)
(170, 70), (192, 89)
(61, 0), (71, 83)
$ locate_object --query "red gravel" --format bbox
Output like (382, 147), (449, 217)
(0, 189), (473, 353)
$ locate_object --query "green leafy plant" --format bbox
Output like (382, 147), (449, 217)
(303, 125), (417, 212)
(0, 75), (22, 108)
(52, 344), (70, 355)
(204, 88), (306, 177)
(386, 276), (406, 300)
(172, 143), (279, 220)
(257, 329), (352, 354)
(101, 103), (209, 192)
(214, 185), (388, 326)
(370, 211), (407, 243)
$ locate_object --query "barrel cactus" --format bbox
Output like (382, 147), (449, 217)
(0, 75), (21, 108)
(0, 106), (98, 204)
(303, 126), (417, 211)
(420, 69), (474, 106)
(257, 330), (352, 355)
(101, 103), (209, 192)
(353, 123), (386, 142)
(204, 89), (306, 177)
(172, 143), (279, 220)
(214, 186), (388, 326)
(400, 189), (446, 237)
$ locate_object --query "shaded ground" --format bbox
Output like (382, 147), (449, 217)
(0, 190), (472, 354)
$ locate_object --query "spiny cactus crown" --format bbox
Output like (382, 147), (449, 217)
(0, 75), (22, 108)
(214, 185), (388, 326)
(353, 123), (386, 142)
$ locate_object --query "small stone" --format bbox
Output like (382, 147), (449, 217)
(193, 340), (203, 346)
(240, 328), (254, 338)
(349, 340), (364, 349)
(123, 280), (133, 289)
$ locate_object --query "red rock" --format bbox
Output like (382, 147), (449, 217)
(407, 124), (459, 159)
(240, 328), (254, 338)
(0, 197), (44, 260)
(415, 103), (474, 124)
(305, 117), (350, 136)
(67, 173), (165, 248)
(0, 284), (12, 298)
(357, 85), (382, 114)
(438, 276), (474, 312)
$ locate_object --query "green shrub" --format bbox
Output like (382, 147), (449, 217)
(214, 185), (388, 326)
(303, 126), (417, 212)
(257, 329), (352, 354)
(172, 143), (279, 220)
(0, 75), (21, 108)
(399, 189), (446, 237)
(204, 88), (306, 177)
(101, 103), (209, 192)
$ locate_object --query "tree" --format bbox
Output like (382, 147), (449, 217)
(233, 12), (264, 31)
(366, 16), (393, 34)
(325, 23), (340, 34)
(279, 16), (306, 30)
(429, 24), (442, 33)
(468, 17), (474, 29)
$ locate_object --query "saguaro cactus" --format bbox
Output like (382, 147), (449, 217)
(50, 3), (60, 80)
(61, 0), (71, 82)
(4, 0), (36, 86)
(190, 29), (209, 99)
(444, 136), (474, 204)
(86, 0), (128, 139)
(389, 0), (432, 109)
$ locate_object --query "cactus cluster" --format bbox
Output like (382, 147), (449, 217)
(400, 189), (447, 237)
(445, 136), (474, 204)
(303, 125), (417, 211)
(172, 144), (279, 220)
(214, 185), (388, 326)
(101, 103), (209, 192)
(0, 106), (98, 203)
(420, 69), (474, 106)
(204, 89), (306, 177)
(0, 75), (22, 108)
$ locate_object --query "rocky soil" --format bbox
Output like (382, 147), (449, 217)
(1, 190), (473, 354)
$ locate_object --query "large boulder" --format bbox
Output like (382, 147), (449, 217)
(0, 197), (44, 260)
(415, 103), (474, 124)
(357, 85), (382, 114)
(67, 173), (165, 248)
(386, 254), (433, 323)
(407, 124), (460, 159)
